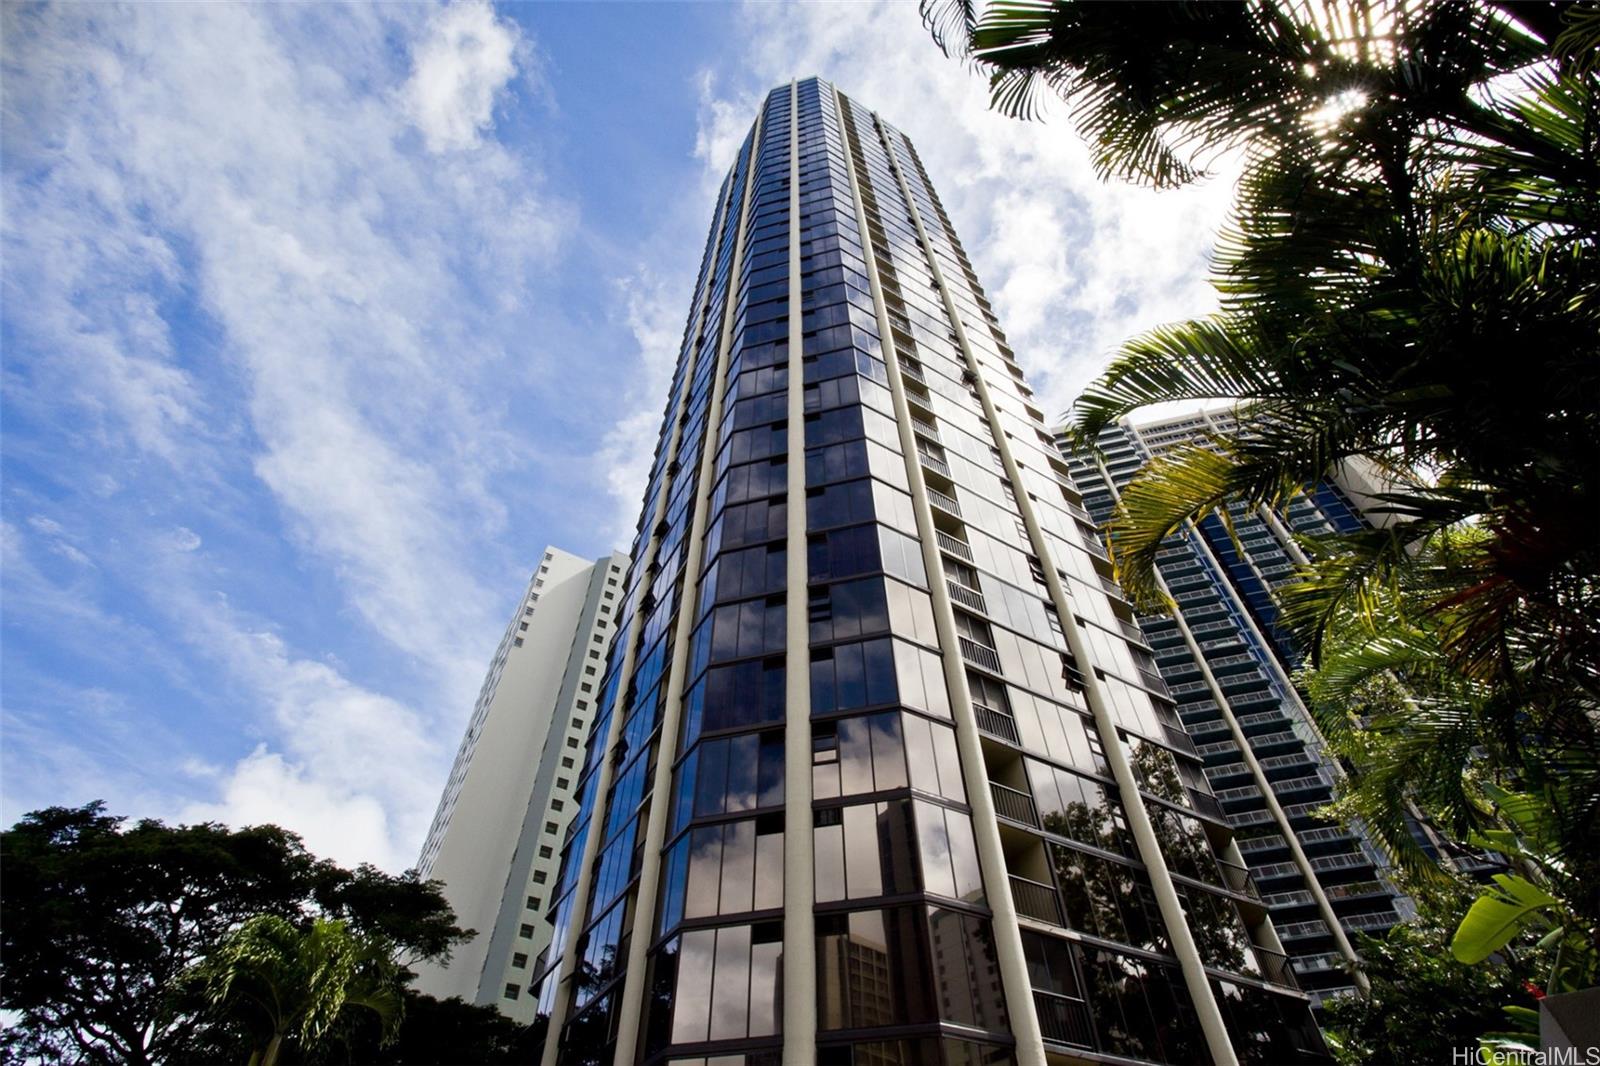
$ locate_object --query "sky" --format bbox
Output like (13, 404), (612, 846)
(0, 1), (1237, 873)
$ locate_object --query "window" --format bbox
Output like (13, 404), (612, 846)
(539, 846), (553, 859)
(503, 984), (520, 1000)
(585, 666), (596, 676)
(519, 924), (534, 939)
(671, 731), (784, 836)
(809, 638), (895, 713)
(593, 634), (604, 644)
(659, 815), (784, 933)
(533, 871), (547, 884)
(519, 622), (529, 631)
(811, 710), (966, 801)
(556, 777), (569, 790)
(681, 659), (785, 747)
(1028, 758), (1132, 856)
(571, 717), (583, 729)
(650, 922), (783, 1046)
(527, 895), (538, 909)
(567, 738), (579, 748)
(813, 799), (982, 905)
(544, 822), (558, 834)
(581, 683), (593, 693)
(514, 637), (524, 647)
(550, 800), (564, 812)
(561, 757), (575, 768)
(1050, 844), (1169, 954)
(512, 952), (528, 969)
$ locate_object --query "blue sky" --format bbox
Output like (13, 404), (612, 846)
(0, 1), (1236, 871)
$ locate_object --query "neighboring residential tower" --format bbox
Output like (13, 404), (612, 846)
(414, 546), (627, 1021)
(532, 80), (1329, 1066)
(1057, 411), (1414, 1003)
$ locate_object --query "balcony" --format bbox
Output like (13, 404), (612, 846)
(911, 416), (941, 442)
(1161, 723), (1199, 757)
(1010, 875), (1063, 925)
(1216, 856), (1261, 899)
(918, 450), (952, 479)
(1252, 944), (1301, 990)
(1236, 834), (1287, 856)
(1323, 880), (1389, 902)
(1342, 910), (1400, 933)
(958, 636), (1002, 674)
(1311, 850), (1373, 874)
(935, 530), (973, 562)
(1186, 787), (1228, 823)
(899, 360), (926, 384)
(1034, 990), (1094, 1050)
(1291, 952), (1346, 976)
(990, 782), (1039, 828)
(927, 486), (962, 518)
(973, 701), (1020, 744)
(946, 579), (987, 614)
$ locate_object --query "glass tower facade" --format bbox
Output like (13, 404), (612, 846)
(1057, 413), (1413, 1002)
(531, 80), (1329, 1066)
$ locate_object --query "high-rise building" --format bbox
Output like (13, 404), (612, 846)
(1056, 411), (1413, 1002)
(530, 79), (1329, 1066)
(414, 546), (628, 1020)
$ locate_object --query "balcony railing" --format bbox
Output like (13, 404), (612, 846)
(911, 416), (940, 441)
(1033, 989), (1094, 1049)
(1009, 875), (1062, 925)
(990, 782), (1038, 827)
(1342, 910), (1400, 933)
(927, 486), (962, 517)
(919, 451), (952, 478)
(947, 579), (987, 614)
(958, 636), (1002, 674)
(1186, 787), (1228, 822)
(1216, 856), (1261, 899)
(899, 360), (926, 384)
(935, 530), (972, 562)
(1162, 723), (1199, 756)
(973, 702), (1019, 744)
(1252, 944), (1300, 989)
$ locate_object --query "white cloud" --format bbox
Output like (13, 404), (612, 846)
(593, 267), (689, 544)
(400, 0), (520, 153)
(2, 2), (568, 866)
(179, 608), (438, 871)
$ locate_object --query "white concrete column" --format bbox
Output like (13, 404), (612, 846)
(879, 127), (1242, 1065)
(781, 78), (819, 1066)
(831, 87), (1049, 1066)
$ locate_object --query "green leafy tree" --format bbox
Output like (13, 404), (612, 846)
(183, 915), (404, 1066)
(305, 990), (544, 1066)
(1320, 881), (1542, 1065)
(0, 802), (471, 1064)
(921, 0), (1600, 1047)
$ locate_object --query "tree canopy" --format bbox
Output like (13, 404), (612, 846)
(0, 802), (474, 1065)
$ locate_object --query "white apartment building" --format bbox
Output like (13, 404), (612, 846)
(413, 546), (627, 1020)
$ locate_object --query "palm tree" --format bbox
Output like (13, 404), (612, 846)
(922, 0), (1600, 907)
(184, 915), (403, 1066)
